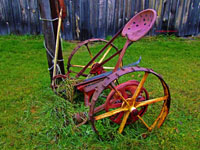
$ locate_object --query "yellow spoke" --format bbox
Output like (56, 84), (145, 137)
(111, 85), (130, 107)
(118, 111), (130, 133)
(130, 72), (149, 104)
(71, 65), (92, 68)
(98, 46), (113, 63)
(95, 107), (128, 121)
(103, 66), (114, 70)
(137, 115), (151, 131)
(135, 95), (168, 108)
(72, 65), (113, 70)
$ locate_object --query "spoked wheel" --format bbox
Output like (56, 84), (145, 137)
(67, 38), (121, 79)
(89, 67), (170, 135)
(51, 74), (67, 90)
(51, 74), (76, 102)
(105, 80), (149, 125)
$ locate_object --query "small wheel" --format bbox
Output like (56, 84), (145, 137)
(67, 39), (121, 79)
(52, 74), (75, 102)
(89, 67), (170, 135)
(52, 74), (67, 90)
(105, 80), (149, 125)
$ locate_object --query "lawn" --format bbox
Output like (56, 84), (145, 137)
(0, 35), (199, 149)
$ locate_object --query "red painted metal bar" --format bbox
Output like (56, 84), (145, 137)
(113, 40), (131, 72)
(76, 28), (123, 78)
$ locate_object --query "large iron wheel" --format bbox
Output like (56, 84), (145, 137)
(67, 38), (121, 79)
(89, 67), (170, 135)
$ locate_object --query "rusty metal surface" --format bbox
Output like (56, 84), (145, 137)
(75, 28), (123, 78)
(67, 38), (120, 78)
(1, 0), (200, 38)
(39, 6), (172, 135)
(88, 66), (171, 135)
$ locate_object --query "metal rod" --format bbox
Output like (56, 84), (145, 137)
(52, 8), (63, 87)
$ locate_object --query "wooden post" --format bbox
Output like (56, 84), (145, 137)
(38, 0), (65, 82)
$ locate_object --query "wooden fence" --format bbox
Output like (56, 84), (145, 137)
(0, 0), (200, 40)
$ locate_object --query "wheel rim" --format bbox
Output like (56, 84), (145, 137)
(105, 80), (149, 125)
(89, 67), (170, 135)
(67, 39), (121, 79)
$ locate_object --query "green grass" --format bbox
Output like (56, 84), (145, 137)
(0, 35), (199, 149)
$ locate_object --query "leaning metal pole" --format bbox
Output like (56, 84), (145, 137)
(38, 0), (65, 83)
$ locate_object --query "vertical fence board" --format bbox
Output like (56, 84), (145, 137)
(182, 0), (191, 36)
(156, 0), (163, 33)
(5, 0), (15, 33)
(0, 0), (9, 34)
(107, 0), (115, 35)
(80, 0), (90, 40)
(194, 0), (200, 35)
(188, 0), (199, 36)
(11, 0), (22, 34)
(167, 0), (178, 32)
(148, 0), (156, 35)
(62, 0), (73, 40)
(0, 0), (199, 39)
(197, 0), (200, 34)
(145, 0), (149, 9)
(126, 0), (132, 20)
(29, 0), (40, 34)
(20, 0), (30, 34)
(175, 0), (185, 36)
(98, 0), (106, 38)
(123, 0), (127, 25)
(113, 0), (119, 33)
(130, 0), (136, 17)
(74, 0), (81, 39)
(90, 0), (99, 37)
(118, 0), (124, 29)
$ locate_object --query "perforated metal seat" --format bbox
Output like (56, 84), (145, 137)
(122, 9), (156, 41)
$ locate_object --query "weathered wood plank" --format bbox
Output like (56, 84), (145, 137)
(126, 0), (132, 20)
(90, 0), (98, 37)
(182, 0), (191, 36)
(189, 0), (199, 36)
(118, 0), (124, 29)
(196, 0), (200, 35)
(11, 0), (22, 34)
(72, 0), (81, 40)
(0, 0), (9, 34)
(80, 0), (90, 40)
(175, 0), (185, 36)
(62, 0), (73, 40)
(130, 0), (136, 17)
(0, 0), (200, 39)
(107, 0), (115, 35)
(167, 0), (178, 32)
(156, 0), (163, 33)
(148, 0), (156, 35)
(144, 0), (149, 9)
(19, 0), (29, 34)
(4, 0), (15, 33)
(98, 0), (106, 38)
(29, 0), (40, 34)
(113, 0), (119, 33)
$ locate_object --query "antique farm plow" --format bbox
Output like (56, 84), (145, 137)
(40, 0), (170, 136)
